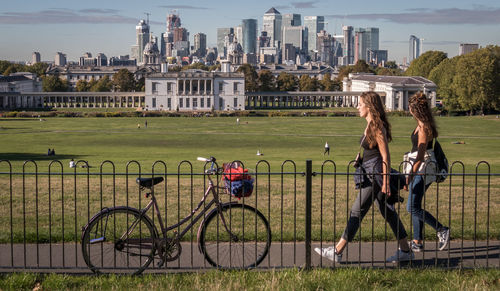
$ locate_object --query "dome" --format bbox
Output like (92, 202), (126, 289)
(143, 41), (159, 55)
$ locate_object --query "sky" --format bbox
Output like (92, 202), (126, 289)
(0, 0), (499, 64)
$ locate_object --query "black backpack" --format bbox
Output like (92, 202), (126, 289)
(433, 139), (449, 183)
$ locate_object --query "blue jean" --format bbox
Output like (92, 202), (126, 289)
(406, 175), (444, 241)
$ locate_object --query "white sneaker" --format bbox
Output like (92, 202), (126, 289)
(314, 246), (342, 263)
(386, 249), (414, 263)
(437, 227), (450, 251)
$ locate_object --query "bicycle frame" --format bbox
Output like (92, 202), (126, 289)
(138, 170), (231, 243)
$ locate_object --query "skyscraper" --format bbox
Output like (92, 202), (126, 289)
(131, 19), (150, 64)
(409, 35), (420, 63)
(304, 16), (324, 53)
(194, 33), (207, 57)
(242, 19), (257, 54)
(282, 13), (301, 27)
(459, 43), (479, 55)
(354, 27), (379, 63)
(217, 28), (234, 58)
(262, 7), (282, 47)
(342, 26), (354, 65)
(54, 52), (67, 66)
(317, 30), (334, 66)
(32, 52), (40, 64)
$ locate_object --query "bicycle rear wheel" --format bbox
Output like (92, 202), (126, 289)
(81, 207), (157, 275)
(199, 203), (271, 269)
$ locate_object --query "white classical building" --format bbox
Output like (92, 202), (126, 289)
(343, 73), (437, 111)
(145, 70), (245, 111)
(0, 72), (43, 108)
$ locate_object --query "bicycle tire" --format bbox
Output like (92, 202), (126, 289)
(199, 203), (271, 269)
(81, 206), (157, 275)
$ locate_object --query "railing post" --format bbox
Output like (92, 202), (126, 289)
(305, 159), (312, 269)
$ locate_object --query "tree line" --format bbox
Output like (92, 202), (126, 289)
(405, 46), (500, 114)
(0, 61), (144, 93)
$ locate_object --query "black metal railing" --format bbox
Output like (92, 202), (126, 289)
(0, 159), (498, 272)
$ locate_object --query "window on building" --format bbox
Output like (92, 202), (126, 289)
(167, 82), (172, 93)
(185, 80), (191, 94)
(192, 81), (198, 94)
(207, 98), (211, 108)
(200, 81), (205, 94)
(152, 82), (159, 94)
(234, 98), (238, 108)
(167, 98), (171, 109)
(193, 98), (198, 108)
(180, 98), (183, 108)
(186, 98), (190, 108)
(178, 80), (184, 93)
(219, 82), (224, 92)
(201, 97), (204, 107)
(233, 82), (238, 93)
(152, 97), (156, 108)
(206, 80), (211, 92)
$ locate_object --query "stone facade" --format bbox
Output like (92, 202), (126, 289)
(343, 74), (437, 111)
(145, 70), (245, 111)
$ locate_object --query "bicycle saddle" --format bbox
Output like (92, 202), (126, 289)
(136, 177), (164, 188)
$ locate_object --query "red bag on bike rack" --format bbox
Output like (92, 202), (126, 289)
(222, 163), (254, 198)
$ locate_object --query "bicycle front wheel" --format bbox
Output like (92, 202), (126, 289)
(199, 203), (271, 269)
(81, 207), (157, 275)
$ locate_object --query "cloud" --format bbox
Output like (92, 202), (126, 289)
(274, 5), (291, 10)
(325, 7), (500, 24)
(291, 1), (317, 9)
(159, 5), (209, 10)
(0, 9), (163, 25)
(79, 9), (119, 14)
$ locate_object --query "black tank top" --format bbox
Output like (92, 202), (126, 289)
(361, 135), (380, 161)
(411, 129), (433, 152)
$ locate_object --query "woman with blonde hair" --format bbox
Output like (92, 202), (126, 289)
(406, 92), (450, 252)
(315, 92), (413, 263)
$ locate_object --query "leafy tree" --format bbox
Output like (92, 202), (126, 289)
(112, 69), (136, 92)
(257, 70), (275, 91)
(168, 66), (182, 72)
(385, 61), (398, 69)
(405, 50), (447, 78)
(428, 57), (462, 110)
(42, 75), (69, 92)
(299, 75), (319, 91)
(26, 62), (49, 77)
(0, 60), (12, 75)
(375, 67), (403, 76)
(2, 65), (18, 76)
(236, 64), (258, 92)
(276, 72), (298, 91)
(208, 64), (221, 71)
(182, 62), (209, 71)
(75, 79), (89, 92)
(319, 73), (341, 91)
(453, 47), (499, 113)
(91, 76), (112, 92)
(336, 60), (374, 82)
(135, 77), (145, 92)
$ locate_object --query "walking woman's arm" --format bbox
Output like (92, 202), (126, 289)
(376, 128), (391, 196)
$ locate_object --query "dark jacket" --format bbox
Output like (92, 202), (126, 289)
(354, 156), (405, 204)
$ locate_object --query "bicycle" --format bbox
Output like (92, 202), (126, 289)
(81, 157), (271, 274)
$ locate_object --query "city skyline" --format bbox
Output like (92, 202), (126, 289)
(1, 0), (499, 64)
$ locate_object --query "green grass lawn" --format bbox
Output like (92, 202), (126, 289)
(0, 116), (499, 243)
(0, 269), (499, 290)
(0, 115), (499, 172)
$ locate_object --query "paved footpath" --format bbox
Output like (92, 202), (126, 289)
(1, 240), (498, 273)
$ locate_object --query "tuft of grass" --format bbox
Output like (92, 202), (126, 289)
(0, 269), (499, 290)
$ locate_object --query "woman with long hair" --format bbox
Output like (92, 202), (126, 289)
(315, 92), (413, 263)
(406, 92), (450, 252)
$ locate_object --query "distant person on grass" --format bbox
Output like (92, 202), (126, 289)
(315, 91), (413, 263)
(405, 92), (450, 252)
